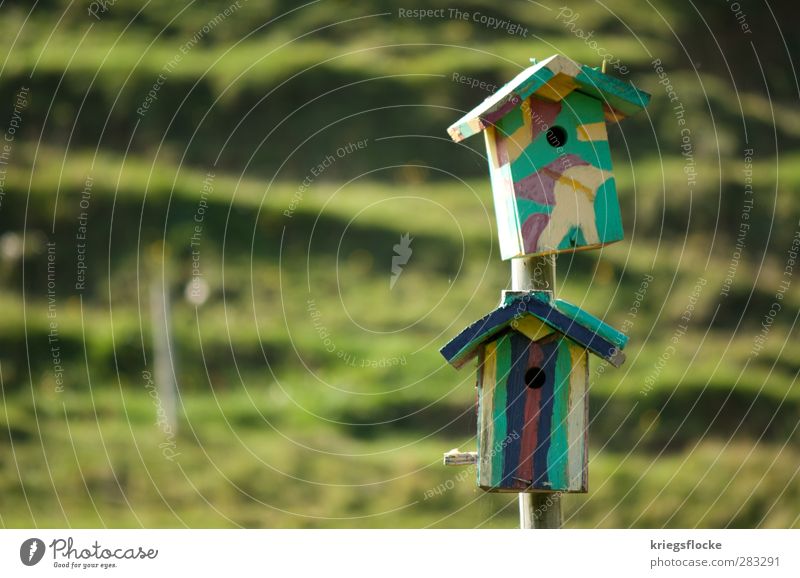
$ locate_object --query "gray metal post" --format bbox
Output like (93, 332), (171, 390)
(511, 254), (562, 529)
(149, 243), (178, 435)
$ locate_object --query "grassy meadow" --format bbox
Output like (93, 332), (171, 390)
(0, 1), (798, 528)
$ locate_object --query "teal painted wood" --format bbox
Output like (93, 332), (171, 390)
(475, 332), (589, 493)
(507, 92), (613, 180)
(546, 339), (572, 489)
(497, 90), (620, 257)
(475, 346), (485, 485)
(447, 54), (650, 143)
(440, 292), (626, 368)
(491, 335), (510, 486)
(554, 299), (629, 350)
(576, 64), (651, 115)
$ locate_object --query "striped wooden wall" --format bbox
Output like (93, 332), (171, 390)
(476, 331), (589, 493)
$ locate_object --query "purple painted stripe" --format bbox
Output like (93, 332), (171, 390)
(521, 214), (550, 255)
(515, 154), (590, 204)
(530, 100), (562, 141)
(516, 171), (556, 205)
(501, 332), (530, 489)
(482, 94), (523, 126)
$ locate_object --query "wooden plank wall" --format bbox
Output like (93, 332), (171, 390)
(477, 333), (589, 493)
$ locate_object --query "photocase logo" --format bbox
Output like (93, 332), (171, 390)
(390, 233), (413, 289)
(20, 538), (45, 566)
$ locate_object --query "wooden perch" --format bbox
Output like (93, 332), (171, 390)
(443, 449), (478, 466)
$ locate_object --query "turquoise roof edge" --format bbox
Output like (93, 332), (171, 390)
(507, 292), (628, 349)
(552, 298), (628, 349)
(441, 291), (627, 369)
(447, 54), (651, 143)
(500, 291), (627, 350)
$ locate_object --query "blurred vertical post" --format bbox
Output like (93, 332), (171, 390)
(149, 241), (178, 434)
(511, 254), (561, 529)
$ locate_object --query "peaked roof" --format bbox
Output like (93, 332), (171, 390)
(447, 54), (651, 142)
(441, 292), (627, 369)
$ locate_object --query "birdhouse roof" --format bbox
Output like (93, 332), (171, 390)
(447, 54), (651, 143)
(441, 292), (627, 369)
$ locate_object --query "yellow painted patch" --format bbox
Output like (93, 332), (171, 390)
(603, 107), (626, 123)
(541, 170), (592, 198)
(536, 73), (579, 102)
(513, 316), (555, 342)
(467, 118), (484, 135)
(577, 122), (608, 142)
(545, 165), (612, 201)
(502, 98), (533, 164)
(566, 343), (588, 491)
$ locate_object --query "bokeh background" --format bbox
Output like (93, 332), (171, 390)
(0, 0), (798, 528)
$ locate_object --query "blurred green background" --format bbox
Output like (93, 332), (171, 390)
(0, 0), (798, 528)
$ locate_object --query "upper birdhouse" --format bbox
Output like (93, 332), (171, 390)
(448, 55), (650, 260)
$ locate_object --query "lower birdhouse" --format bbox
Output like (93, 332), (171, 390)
(441, 291), (627, 493)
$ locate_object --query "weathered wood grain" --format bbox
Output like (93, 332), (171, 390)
(443, 450), (478, 466)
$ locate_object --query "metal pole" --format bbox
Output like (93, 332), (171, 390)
(149, 243), (178, 434)
(511, 254), (562, 529)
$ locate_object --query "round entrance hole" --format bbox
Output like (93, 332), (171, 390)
(545, 126), (568, 148)
(524, 366), (546, 389)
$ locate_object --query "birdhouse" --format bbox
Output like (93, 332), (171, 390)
(441, 291), (627, 493)
(448, 55), (650, 260)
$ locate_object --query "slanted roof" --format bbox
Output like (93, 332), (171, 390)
(447, 54), (651, 142)
(441, 291), (627, 369)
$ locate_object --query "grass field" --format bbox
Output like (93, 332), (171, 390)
(0, 0), (798, 528)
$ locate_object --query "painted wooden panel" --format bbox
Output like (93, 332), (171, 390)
(491, 90), (622, 259)
(476, 343), (492, 487)
(484, 126), (522, 259)
(476, 332), (588, 493)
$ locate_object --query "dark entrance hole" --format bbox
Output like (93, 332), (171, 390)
(545, 126), (568, 148)
(525, 366), (546, 389)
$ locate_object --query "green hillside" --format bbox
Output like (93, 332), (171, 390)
(0, 0), (798, 528)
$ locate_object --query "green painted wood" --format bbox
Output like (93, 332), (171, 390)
(495, 103), (525, 136)
(555, 224), (588, 251)
(554, 299), (628, 349)
(509, 92), (613, 181)
(576, 64), (651, 116)
(594, 177), (623, 243)
(546, 339), (572, 489)
(491, 334), (511, 486)
(447, 55), (650, 144)
(475, 346), (485, 484)
(516, 198), (555, 222)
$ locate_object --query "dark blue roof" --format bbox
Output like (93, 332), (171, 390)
(441, 292), (627, 369)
